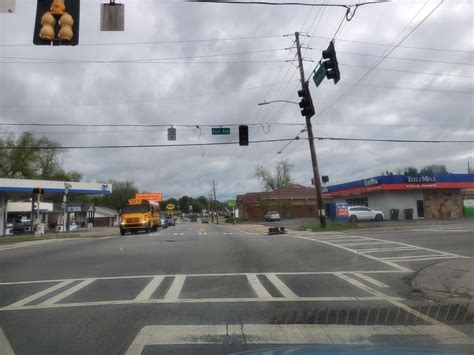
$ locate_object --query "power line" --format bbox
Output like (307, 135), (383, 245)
(1, 136), (470, 150)
(0, 122), (305, 128)
(0, 34), (285, 47)
(315, 0), (445, 121)
(0, 48), (288, 64)
(0, 59), (301, 65)
(340, 63), (473, 78)
(0, 80), (299, 108)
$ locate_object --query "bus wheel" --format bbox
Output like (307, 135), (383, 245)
(145, 226), (151, 233)
(120, 228), (126, 236)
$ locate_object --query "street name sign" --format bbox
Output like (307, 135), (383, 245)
(212, 128), (230, 135)
(313, 65), (326, 87)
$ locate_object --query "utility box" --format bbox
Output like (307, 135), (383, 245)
(328, 202), (349, 224)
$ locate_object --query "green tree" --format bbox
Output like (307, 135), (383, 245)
(420, 164), (450, 175)
(255, 159), (294, 192)
(0, 131), (82, 181)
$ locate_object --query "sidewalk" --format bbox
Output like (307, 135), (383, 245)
(0, 226), (118, 244)
(412, 258), (474, 303)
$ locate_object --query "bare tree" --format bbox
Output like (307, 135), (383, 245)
(255, 160), (294, 191)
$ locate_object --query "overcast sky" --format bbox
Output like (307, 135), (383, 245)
(0, 0), (472, 200)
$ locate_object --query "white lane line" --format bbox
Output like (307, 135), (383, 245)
(0, 239), (68, 251)
(385, 256), (457, 262)
(125, 324), (473, 354)
(356, 236), (467, 258)
(229, 232), (233, 235)
(381, 254), (451, 260)
(0, 327), (15, 355)
(163, 275), (186, 300)
(246, 274), (272, 298)
(204, 232), (207, 235)
(338, 241), (392, 247)
(5, 279), (75, 308)
(334, 273), (384, 298)
(39, 278), (96, 305)
(289, 235), (412, 272)
(179, 233), (184, 236)
(173, 233), (178, 235)
(0, 269), (410, 286)
(358, 247), (419, 253)
(352, 273), (389, 288)
(223, 232), (227, 235)
(1, 296), (400, 312)
(134, 276), (164, 301)
(265, 273), (298, 298)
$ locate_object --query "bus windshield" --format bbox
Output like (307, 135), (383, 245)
(122, 205), (149, 213)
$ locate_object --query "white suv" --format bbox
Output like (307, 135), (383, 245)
(348, 206), (384, 222)
(264, 211), (280, 222)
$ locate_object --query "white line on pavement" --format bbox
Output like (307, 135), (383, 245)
(179, 233), (184, 236)
(246, 274), (272, 298)
(0, 269), (410, 286)
(1, 296), (399, 312)
(134, 276), (164, 301)
(0, 327), (15, 355)
(125, 324), (474, 354)
(265, 273), (298, 298)
(384, 256), (457, 262)
(289, 235), (412, 272)
(352, 273), (389, 288)
(39, 278), (96, 305)
(381, 254), (449, 261)
(5, 279), (75, 308)
(163, 275), (186, 300)
(357, 247), (419, 253)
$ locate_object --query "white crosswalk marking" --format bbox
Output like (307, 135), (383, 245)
(164, 275), (186, 300)
(265, 273), (298, 298)
(246, 274), (272, 298)
(40, 278), (96, 305)
(135, 276), (164, 301)
(179, 233), (184, 235)
(352, 273), (389, 288)
(6, 279), (75, 308)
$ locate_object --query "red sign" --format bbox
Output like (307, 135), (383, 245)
(135, 193), (162, 202)
(336, 205), (349, 217)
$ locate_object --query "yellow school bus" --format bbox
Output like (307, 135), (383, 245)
(120, 199), (160, 236)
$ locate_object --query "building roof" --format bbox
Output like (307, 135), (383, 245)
(324, 174), (474, 197)
(237, 185), (317, 202)
(0, 178), (112, 199)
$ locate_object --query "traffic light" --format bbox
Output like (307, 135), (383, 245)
(322, 40), (340, 84)
(34, 0), (80, 45)
(297, 82), (315, 118)
(239, 125), (249, 146)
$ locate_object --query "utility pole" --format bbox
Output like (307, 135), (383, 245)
(295, 31), (327, 228)
(213, 179), (218, 224)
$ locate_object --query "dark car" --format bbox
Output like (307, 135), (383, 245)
(166, 217), (176, 226)
(201, 215), (209, 223)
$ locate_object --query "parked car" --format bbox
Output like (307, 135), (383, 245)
(201, 215), (209, 223)
(166, 217), (176, 226)
(348, 206), (384, 222)
(264, 211), (280, 222)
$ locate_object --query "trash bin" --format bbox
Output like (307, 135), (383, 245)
(390, 209), (399, 220)
(404, 208), (414, 220)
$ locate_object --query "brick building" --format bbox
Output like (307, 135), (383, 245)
(237, 185), (318, 221)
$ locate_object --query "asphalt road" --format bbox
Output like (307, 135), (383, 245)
(0, 222), (473, 354)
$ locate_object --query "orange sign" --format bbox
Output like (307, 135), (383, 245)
(135, 193), (163, 202)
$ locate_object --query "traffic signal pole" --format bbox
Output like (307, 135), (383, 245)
(295, 32), (327, 228)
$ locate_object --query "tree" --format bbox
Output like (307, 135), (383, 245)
(255, 159), (294, 192)
(394, 166), (419, 176)
(92, 179), (138, 211)
(420, 164), (449, 175)
(0, 131), (82, 181)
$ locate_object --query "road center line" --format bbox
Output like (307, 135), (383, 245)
(6, 279), (75, 308)
(134, 276), (164, 301)
(39, 278), (96, 305)
(246, 274), (272, 298)
(163, 275), (186, 300)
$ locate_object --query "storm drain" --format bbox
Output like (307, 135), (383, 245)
(270, 303), (473, 325)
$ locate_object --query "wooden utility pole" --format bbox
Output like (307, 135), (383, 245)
(295, 32), (327, 228)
